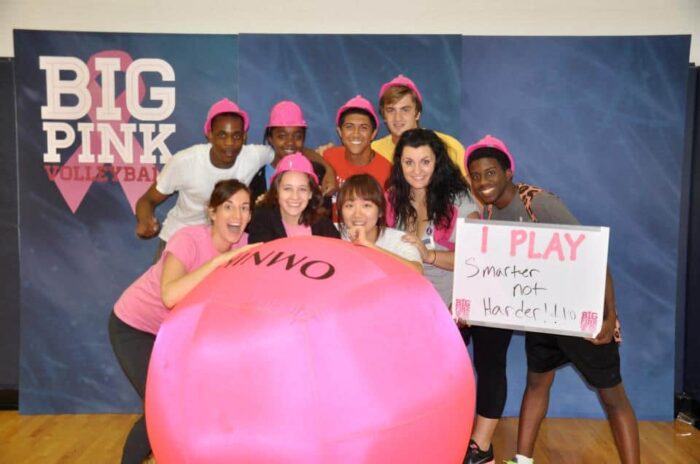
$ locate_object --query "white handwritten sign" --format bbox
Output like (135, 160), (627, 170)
(452, 219), (609, 338)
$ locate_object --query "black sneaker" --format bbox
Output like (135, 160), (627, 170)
(464, 439), (495, 464)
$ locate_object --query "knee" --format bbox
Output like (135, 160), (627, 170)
(525, 370), (554, 392)
(598, 384), (631, 413)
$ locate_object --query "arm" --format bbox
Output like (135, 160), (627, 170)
(400, 233), (455, 271)
(348, 226), (422, 274)
(375, 246), (423, 274)
(529, 195), (616, 342)
(588, 268), (617, 345)
(160, 244), (258, 308)
(302, 146), (337, 196)
(316, 142), (334, 156)
(426, 248), (455, 271)
(135, 183), (171, 239)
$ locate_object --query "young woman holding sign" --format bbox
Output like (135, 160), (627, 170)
(110, 179), (257, 464)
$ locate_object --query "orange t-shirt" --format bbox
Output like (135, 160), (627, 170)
(323, 147), (392, 190)
(323, 147), (393, 221)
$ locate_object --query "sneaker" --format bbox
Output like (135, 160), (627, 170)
(464, 439), (495, 464)
(503, 457), (533, 464)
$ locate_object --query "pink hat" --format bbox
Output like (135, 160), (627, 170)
(464, 135), (516, 174)
(203, 98), (250, 135)
(267, 100), (307, 128)
(378, 74), (423, 103)
(335, 95), (379, 129)
(271, 152), (319, 184)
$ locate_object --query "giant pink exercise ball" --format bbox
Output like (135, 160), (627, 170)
(146, 236), (474, 463)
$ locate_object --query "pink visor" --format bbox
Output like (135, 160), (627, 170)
(203, 98), (250, 135)
(464, 134), (515, 174)
(335, 95), (379, 129)
(378, 74), (423, 103)
(271, 153), (319, 184)
(267, 100), (307, 128)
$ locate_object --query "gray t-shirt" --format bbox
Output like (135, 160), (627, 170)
(488, 190), (579, 226)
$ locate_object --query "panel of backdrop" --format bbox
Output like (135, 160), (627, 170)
(13, 30), (690, 419)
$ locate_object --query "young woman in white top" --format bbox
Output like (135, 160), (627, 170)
(337, 174), (422, 274)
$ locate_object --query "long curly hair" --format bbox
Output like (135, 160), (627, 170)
(388, 128), (471, 230)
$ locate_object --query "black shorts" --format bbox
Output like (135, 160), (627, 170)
(525, 332), (622, 389)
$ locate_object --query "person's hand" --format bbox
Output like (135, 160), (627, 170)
(347, 226), (373, 248)
(136, 216), (160, 239)
(400, 233), (430, 262)
(316, 142), (334, 156)
(213, 243), (261, 268)
(586, 316), (614, 345)
(320, 172), (337, 197)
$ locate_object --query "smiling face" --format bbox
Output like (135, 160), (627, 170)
(207, 114), (247, 169)
(337, 112), (377, 158)
(400, 144), (436, 191)
(267, 126), (305, 163)
(340, 193), (381, 243)
(382, 94), (420, 140)
(468, 156), (514, 209)
(277, 171), (313, 224)
(209, 189), (252, 251)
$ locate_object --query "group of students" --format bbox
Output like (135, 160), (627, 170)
(110, 75), (639, 464)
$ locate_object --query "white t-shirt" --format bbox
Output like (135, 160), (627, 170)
(156, 143), (273, 241)
(375, 227), (422, 263)
(341, 226), (421, 264)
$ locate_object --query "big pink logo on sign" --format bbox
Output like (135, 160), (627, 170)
(40, 50), (176, 213)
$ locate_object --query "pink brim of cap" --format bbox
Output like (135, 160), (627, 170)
(378, 74), (423, 103)
(203, 98), (250, 135)
(271, 153), (319, 184)
(464, 135), (515, 174)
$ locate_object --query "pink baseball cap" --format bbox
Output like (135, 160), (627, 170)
(203, 98), (250, 135)
(335, 95), (379, 129)
(464, 135), (516, 174)
(271, 152), (319, 184)
(378, 74), (423, 103)
(267, 100), (307, 128)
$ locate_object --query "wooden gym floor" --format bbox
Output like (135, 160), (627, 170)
(1, 412), (699, 463)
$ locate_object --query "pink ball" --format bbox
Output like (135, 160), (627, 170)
(146, 237), (475, 463)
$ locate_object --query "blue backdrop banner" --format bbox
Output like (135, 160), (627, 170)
(14, 30), (238, 413)
(239, 34), (462, 148)
(13, 31), (690, 421)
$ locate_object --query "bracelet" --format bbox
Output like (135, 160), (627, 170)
(429, 250), (438, 265)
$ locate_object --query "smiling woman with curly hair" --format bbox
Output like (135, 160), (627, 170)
(386, 128), (479, 305)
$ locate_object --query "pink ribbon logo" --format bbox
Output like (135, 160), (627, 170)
(50, 50), (157, 213)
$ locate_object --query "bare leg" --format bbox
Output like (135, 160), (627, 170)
(598, 382), (640, 464)
(471, 415), (499, 450)
(516, 370), (555, 457)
